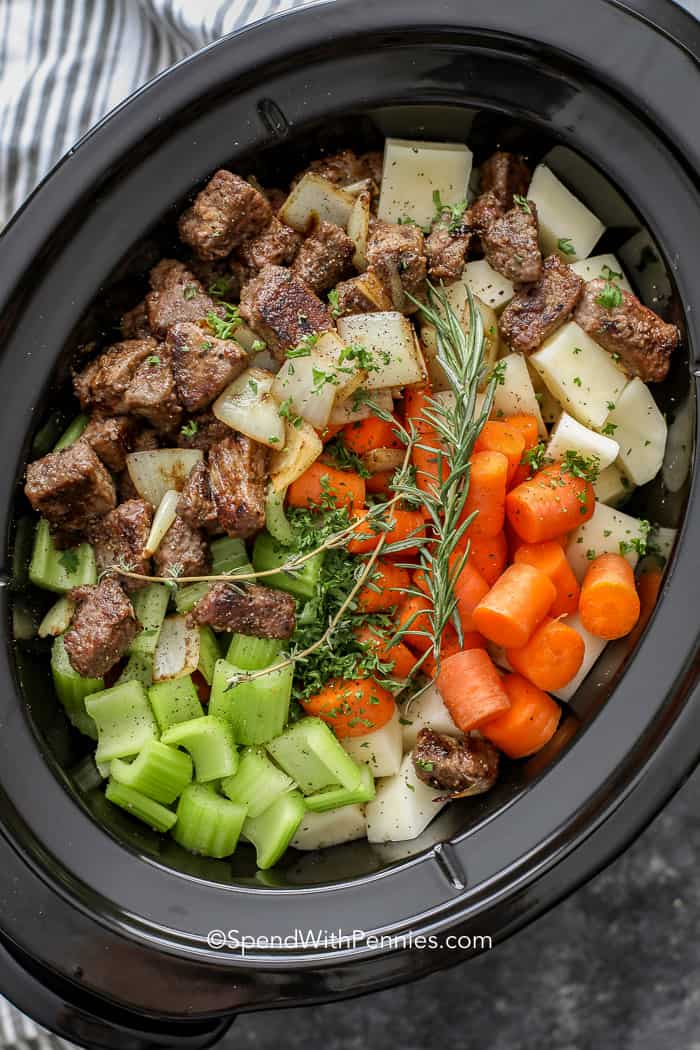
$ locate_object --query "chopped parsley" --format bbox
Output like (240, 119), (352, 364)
(619, 519), (652, 557)
(324, 435), (371, 478)
(182, 284), (198, 301)
(595, 272), (623, 310)
(206, 302), (241, 339)
(251, 339), (266, 353)
(561, 450), (600, 484)
(432, 190), (469, 232)
(328, 288), (341, 318)
(521, 441), (550, 473)
(145, 355), (161, 366)
(208, 276), (235, 299)
(557, 237), (576, 256)
(512, 194), (532, 214)
(180, 420), (198, 438)
(278, 398), (303, 428)
(572, 376), (582, 387)
(287, 332), (319, 359)
(601, 422), (618, 436)
(59, 549), (79, 574)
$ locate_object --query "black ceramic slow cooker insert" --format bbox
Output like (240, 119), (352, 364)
(0, 1), (698, 1047)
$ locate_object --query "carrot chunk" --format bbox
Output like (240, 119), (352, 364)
(460, 450), (509, 539)
(462, 531), (508, 586)
(481, 673), (561, 758)
(404, 386), (449, 496)
(453, 559), (491, 634)
(356, 560), (410, 613)
(436, 649), (511, 731)
(341, 416), (402, 456)
(506, 616), (585, 691)
(579, 552), (641, 639)
(514, 540), (580, 616)
(474, 421), (526, 484)
(287, 461), (365, 509)
(395, 594), (434, 654)
(347, 507), (426, 556)
(472, 562), (557, 649)
(422, 629), (486, 679)
(505, 463), (595, 543)
(355, 623), (420, 680)
(301, 677), (396, 737)
(506, 413), (541, 488)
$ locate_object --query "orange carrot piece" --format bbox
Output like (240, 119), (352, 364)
(481, 673), (561, 758)
(436, 649), (511, 731)
(366, 470), (394, 496)
(505, 463), (595, 543)
(422, 628), (486, 679)
(301, 677), (396, 737)
(627, 566), (663, 648)
(474, 421), (526, 484)
(460, 531), (508, 587)
(579, 553), (641, 639)
(347, 507), (426, 556)
(506, 616), (585, 691)
(460, 450), (509, 539)
(287, 461), (365, 509)
(341, 415), (402, 456)
(472, 562), (557, 649)
(453, 559), (491, 634)
(317, 423), (344, 444)
(404, 385), (449, 495)
(506, 414), (541, 488)
(395, 594), (434, 654)
(356, 560), (410, 613)
(514, 540), (580, 616)
(355, 624), (420, 680)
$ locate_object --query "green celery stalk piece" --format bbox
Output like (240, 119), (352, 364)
(85, 680), (158, 765)
(50, 635), (101, 739)
(29, 519), (96, 593)
(148, 676), (203, 733)
(105, 779), (177, 833)
(53, 414), (89, 451)
(266, 717), (362, 795)
(174, 582), (210, 614)
(129, 584), (170, 656)
(197, 626), (220, 685)
(172, 783), (247, 858)
(161, 715), (238, 782)
(225, 634), (282, 671)
(252, 531), (323, 601)
(174, 539), (253, 613)
(304, 762), (375, 813)
(117, 652), (153, 688)
(110, 739), (192, 804)
(221, 746), (295, 819)
(265, 487), (296, 547)
(209, 657), (292, 745)
(243, 790), (306, 869)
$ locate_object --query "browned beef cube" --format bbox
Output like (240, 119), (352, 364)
(120, 300), (152, 339)
(82, 416), (133, 473)
(25, 439), (116, 536)
(166, 322), (247, 413)
(122, 349), (182, 433)
(191, 583), (296, 639)
(154, 516), (210, 579)
(88, 499), (153, 588)
(574, 280), (680, 383)
(425, 208), (471, 282)
(366, 219), (426, 311)
(480, 151), (531, 210)
(480, 199), (543, 284)
(412, 728), (499, 798)
(466, 191), (504, 234)
(355, 150), (383, 186)
(177, 461), (219, 534)
(499, 255), (584, 353)
(237, 218), (301, 272)
(176, 411), (232, 452)
(334, 271), (393, 317)
(145, 259), (220, 338)
(73, 339), (156, 415)
(291, 220), (354, 294)
(208, 434), (268, 539)
(239, 264), (333, 360)
(64, 578), (139, 678)
(292, 149), (362, 188)
(178, 170), (272, 260)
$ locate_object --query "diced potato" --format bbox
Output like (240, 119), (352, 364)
(365, 752), (446, 843)
(553, 612), (607, 703)
(663, 394), (692, 494)
(492, 353), (547, 436)
(377, 138), (472, 228)
(153, 616), (200, 682)
(566, 501), (647, 581)
(527, 164), (605, 261)
(342, 707), (403, 778)
(329, 388), (394, 426)
(337, 312), (427, 389)
(463, 259), (514, 311)
(291, 804), (367, 850)
(570, 253), (632, 292)
(618, 228), (671, 310)
(530, 322), (627, 429)
(347, 190), (370, 270)
(546, 412), (619, 470)
(126, 449), (203, 507)
(269, 420), (322, 494)
(272, 339), (357, 430)
(213, 368), (285, 448)
(594, 464), (632, 507)
(400, 683), (462, 751)
(279, 173), (355, 232)
(603, 377), (667, 486)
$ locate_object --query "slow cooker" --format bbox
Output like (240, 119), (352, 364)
(0, 0), (698, 1046)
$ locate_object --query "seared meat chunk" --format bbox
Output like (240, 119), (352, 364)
(480, 199), (543, 284)
(499, 255), (583, 352)
(426, 208), (471, 282)
(167, 322), (247, 412)
(293, 149), (362, 188)
(574, 279), (680, 383)
(82, 416), (133, 473)
(291, 220), (354, 294)
(239, 264), (333, 360)
(467, 190), (504, 235)
(366, 219), (426, 311)
(154, 515), (210, 579)
(334, 272), (393, 317)
(145, 259), (219, 337)
(89, 499), (153, 588)
(64, 578), (138, 678)
(178, 170), (272, 260)
(25, 439), (116, 536)
(412, 729), (499, 799)
(208, 434), (268, 538)
(355, 150), (383, 186)
(73, 339), (156, 415)
(237, 218), (301, 272)
(120, 300), (152, 339)
(191, 582), (296, 639)
(122, 348), (182, 432)
(480, 150), (531, 210)
(176, 410), (232, 452)
(177, 460), (219, 534)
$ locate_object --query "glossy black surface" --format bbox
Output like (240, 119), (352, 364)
(0, 0), (698, 1044)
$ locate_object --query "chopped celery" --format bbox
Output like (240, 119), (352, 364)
(148, 676), (203, 732)
(161, 715), (238, 782)
(117, 652), (153, 688)
(225, 634), (282, 671)
(252, 531), (323, 600)
(243, 790), (306, 869)
(221, 746), (295, 818)
(304, 762), (375, 812)
(174, 538), (253, 613)
(105, 779), (177, 833)
(266, 718), (362, 795)
(197, 626), (220, 685)
(85, 680), (158, 764)
(50, 635), (100, 739)
(129, 584), (170, 655)
(174, 582), (210, 614)
(172, 783), (247, 858)
(265, 487), (296, 547)
(38, 595), (75, 638)
(53, 414), (89, 451)
(29, 519), (96, 593)
(110, 739), (192, 804)
(210, 658), (292, 745)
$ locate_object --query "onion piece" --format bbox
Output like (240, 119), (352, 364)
(153, 615), (201, 683)
(330, 388), (393, 426)
(315, 330), (366, 402)
(347, 189), (370, 271)
(126, 449), (203, 508)
(337, 312), (427, 390)
(213, 368), (285, 449)
(144, 489), (179, 557)
(342, 178), (373, 197)
(272, 343), (351, 430)
(270, 419), (323, 493)
(279, 173), (355, 232)
(38, 596), (75, 638)
(362, 448), (404, 475)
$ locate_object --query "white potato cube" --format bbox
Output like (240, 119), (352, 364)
(366, 752), (446, 843)
(337, 312), (427, 389)
(570, 253), (632, 292)
(566, 501), (647, 581)
(604, 377), (667, 486)
(291, 805), (367, 850)
(492, 352), (547, 436)
(546, 412), (619, 470)
(463, 259), (514, 311)
(594, 464), (632, 507)
(400, 683), (463, 751)
(553, 612), (607, 703)
(271, 352), (337, 430)
(527, 164), (605, 261)
(342, 707), (403, 779)
(279, 173), (354, 231)
(530, 322), (627, 429)
(378, 138), (472, 228)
